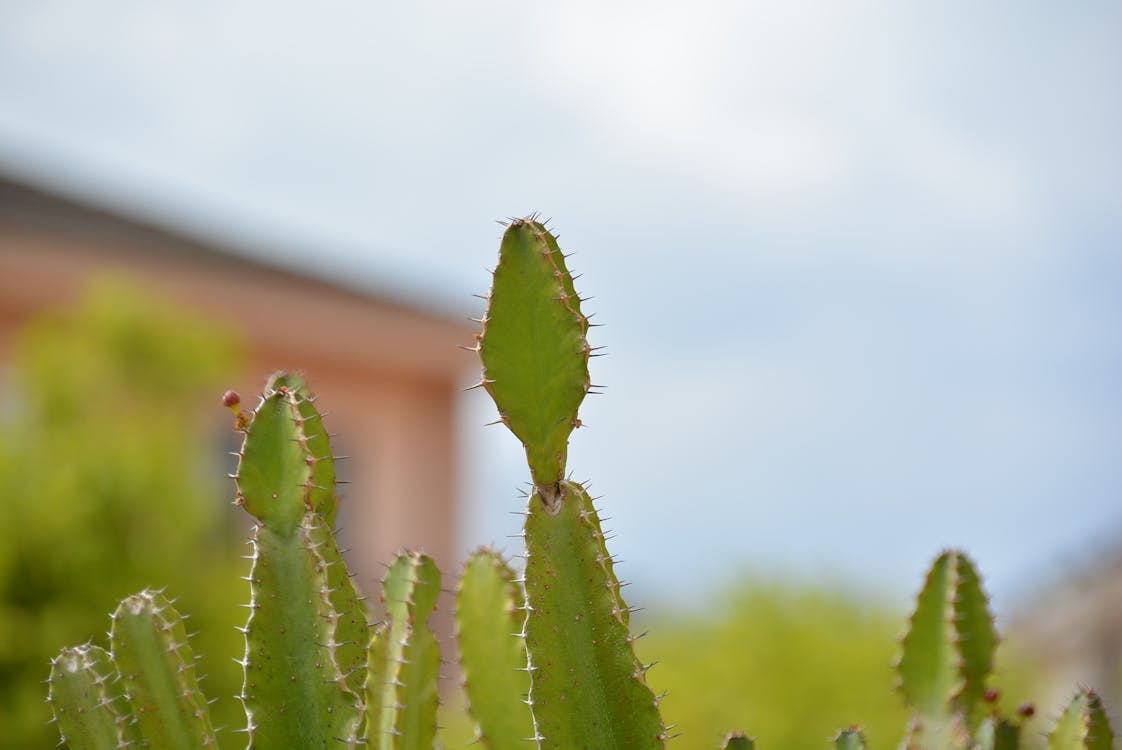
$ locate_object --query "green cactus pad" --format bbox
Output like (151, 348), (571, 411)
(110, 590), (219, 749)
(456, 548), (534, 750)
(523, 480), (666, 749)
(479, 219), (591, 488)
(234, 372), (338, 534)
(898, 549), (996, 733)
(48, 644), (136, 750)
(1049, 690), (1114, 750)
(241, 513), (363, 749)
(366, 551), (441, 750)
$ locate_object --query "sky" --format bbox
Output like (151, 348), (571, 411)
(1, 1), (1120, 614)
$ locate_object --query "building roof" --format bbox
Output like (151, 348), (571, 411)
(0, 160), (468, 326)
(0, 163), (475, 386)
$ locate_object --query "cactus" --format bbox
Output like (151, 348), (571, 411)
(366, 551), (442, 750)
(476, 218), (669, 749)
(455, 548), (534, 749)
(110, 590), (219, 749)
(232, 373), (366, 750)
(1047, 690), (1114, 750)
(47, 644), (137, 750)
(44, 215), (1118, 750)
(896, 549), (999, 749)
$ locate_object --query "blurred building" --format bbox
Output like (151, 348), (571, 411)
(1010, 546), (1122, 719)
(0, 168), (474, 590)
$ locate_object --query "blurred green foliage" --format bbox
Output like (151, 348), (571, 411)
(435, 578), (1042, 750)
(0, 276), (246, 750)
(640, 583), (908, 750)
(638, 580), (1044, 750)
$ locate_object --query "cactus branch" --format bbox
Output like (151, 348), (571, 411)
(365, 551), (441, 750)
(110, 590), (218, 749)
(47, 644), (137, 750)
(456, 548), (534, 750)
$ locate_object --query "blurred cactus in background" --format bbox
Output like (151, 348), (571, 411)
(41, 223), (1115, 750)
(0, 276), (245, 749)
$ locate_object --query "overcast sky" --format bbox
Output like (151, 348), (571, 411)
(1, 1), (1120, 614)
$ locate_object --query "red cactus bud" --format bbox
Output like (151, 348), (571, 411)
(222, 390), (241, 408)
(1017, 702), (1035, 718)
(984, 687), (1000, 703)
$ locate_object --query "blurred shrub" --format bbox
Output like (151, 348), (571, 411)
(641, 579), (1043, 750)
(0, 276), (246, 750)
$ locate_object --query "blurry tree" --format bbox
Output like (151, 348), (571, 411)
(641, 580), (1044, 750)
(0, 276), (246, 749)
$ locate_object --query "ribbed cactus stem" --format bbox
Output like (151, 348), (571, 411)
(233, 373), (365, 749)
(523, 480), (667, 749)
(456, 548), (534, 750)
(1048, 690), (1114, 750)
(897, 549), (997, 747)
(365, 551), (441, 750)
(109, 590), (218, 749)
(47, 644), (136, 750)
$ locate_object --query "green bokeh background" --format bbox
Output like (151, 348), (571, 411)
(0, 277), (247, 749)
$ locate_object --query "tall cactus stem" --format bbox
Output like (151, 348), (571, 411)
(233, 373), (364, 749)
(897, 548), (997, 745)
(365, 551), (441, 750)
(455, 548), (534, 749)
(522, 480), (666, 749)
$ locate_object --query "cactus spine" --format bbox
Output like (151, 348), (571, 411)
(477, 218), (667, 749)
